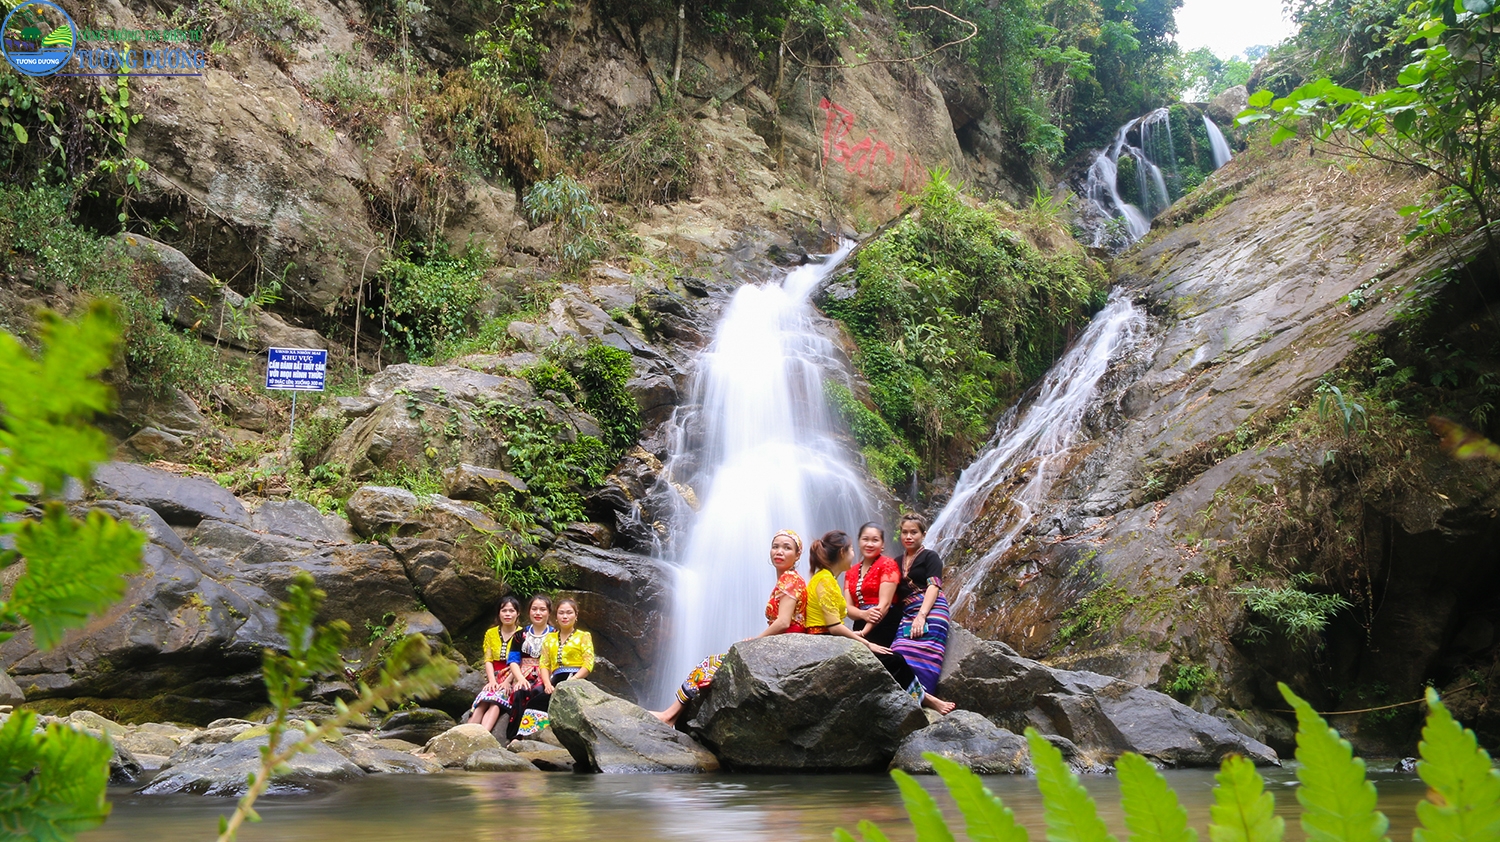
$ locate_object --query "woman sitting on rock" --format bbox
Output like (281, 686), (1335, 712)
(846, 522), (900, 646)
(804, 530), (894, 660)
(652, 529), (809, 726)
(506, 594), (554, 739)
(539, 597), (594, 697)
(892, 514), (957, 714)
(471, 595), (525, 734)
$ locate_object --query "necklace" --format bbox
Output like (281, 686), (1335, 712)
(855, 558), (875, 607)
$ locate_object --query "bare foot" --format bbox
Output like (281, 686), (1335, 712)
(650, 709), (677, 725)
(923, 694), (957, 715)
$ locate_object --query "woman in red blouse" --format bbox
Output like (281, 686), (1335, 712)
(651, 529), (807, 726)
(845, 522), (900, 647)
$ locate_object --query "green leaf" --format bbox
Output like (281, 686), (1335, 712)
(1025, 728), (1116, 842)
(1461, 0), (1494, 14)
(893, 769), (957, 842)
(1269, 125), (1297, 146)
(929, 754), (1030, 842)
(1208, 755), (1284, 842)
(1118, 753), (1196, 842)
(1414, 688), (1500, 842)
(8, 506), (144, 649)
(1279, 682), (1390, 842)
(1247, 89), (1274, 107)
(10, 122), (26, 144)
(0, 711), (113, 839)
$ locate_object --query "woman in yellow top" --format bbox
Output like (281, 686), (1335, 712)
(804, 530), (892, 657)
(539, 597), (594, 699)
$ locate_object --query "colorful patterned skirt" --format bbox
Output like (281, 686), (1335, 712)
(471, 661), (513, 709)
(891, 590), (950, 694)
(675, 653), (725, 706)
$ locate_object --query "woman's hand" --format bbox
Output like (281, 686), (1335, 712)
(867, 605), (884, 623)
(541, 679), (554, 694)
(911, 614), (927, 638)
(864, 641), (893, 655)
(484, 680), (500, 693)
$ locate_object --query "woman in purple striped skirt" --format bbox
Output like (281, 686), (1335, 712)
(892, 513), (957, 714)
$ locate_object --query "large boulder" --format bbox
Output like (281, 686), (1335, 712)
(688, 636), (925, 770)
(463, 747), (539, 772)
(937, 628), (1277, 766)
(92, 462), (249, 526)
(549, 680), (718, 773)
(423, 723), (502, 767)
(139, 736), (364, 795)
(0, 670), (23, 706)
(376, 708), (457, 746)
(0, 496), (425, 719)
(542, 541), (673, 697)
(890, 711), (1029, 774)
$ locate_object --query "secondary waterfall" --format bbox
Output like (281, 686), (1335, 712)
(927, 290), (1146, 611)
(1204, 114), (1233, 169)
(654, 243), (877, 703)
(1081, 108), (1233, 248)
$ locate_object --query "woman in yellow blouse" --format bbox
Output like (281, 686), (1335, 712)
(539, 597), (594, 696)
(804, 530), (892, 657)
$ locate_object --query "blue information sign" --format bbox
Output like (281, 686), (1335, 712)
(266, 347), (328, 392)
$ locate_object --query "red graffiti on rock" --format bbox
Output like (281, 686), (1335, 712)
(819, 98), (895, 178)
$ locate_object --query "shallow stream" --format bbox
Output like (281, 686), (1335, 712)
(84, 768), (1428, 842)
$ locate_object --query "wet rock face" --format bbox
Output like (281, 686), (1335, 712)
(687, 636), (926, 771)
(936, 628), (1277, 767)
(935, 146), (1500, 739)
(140, 736), (365, 796)
(549, 680), (719, 773)
(890, 711), (1029, 774)
(0, 468), (434, 718)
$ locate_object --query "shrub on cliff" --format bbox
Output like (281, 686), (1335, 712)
(821, 172), (1106, 479)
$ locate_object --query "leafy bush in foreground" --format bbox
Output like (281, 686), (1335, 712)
(840, 682), (1499, 842)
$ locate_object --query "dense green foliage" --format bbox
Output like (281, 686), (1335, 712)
(0, 305), (146, 841)
(840, 685), (1498, 842)
(1172, 46), (1253, 99)
(1242, 0), (1500, 258)
(574, 342), (642, 452)
(821, 174), (1105, 477)
(0, 187), (211, 392)
(825, 381), (921, 487)
(906, 0), (1185, 159)
(522, 175), (607, 269)
(376, 240), (490, 362)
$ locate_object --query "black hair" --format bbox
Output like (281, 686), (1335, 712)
(809, 530), (852, 573)
(495, 595), (523, 621)
(900, 513), (928, 534)
(858, 522), (885, 541)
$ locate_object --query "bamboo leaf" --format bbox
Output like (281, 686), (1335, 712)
(1414, 688), (1500, 842)
(894, 769), (958, 842)
(1279, 682), (1389, 842)
(1025, 728), (1116, 842)
(1207, 755), (1284, 842)
(1117, 753), (1196, 842)
(929, 753), (1030, 842)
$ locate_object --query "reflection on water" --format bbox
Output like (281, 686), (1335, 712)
(82, 768), (1429, 842)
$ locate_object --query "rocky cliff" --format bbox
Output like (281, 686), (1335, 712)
(934, 141), (1500, 752)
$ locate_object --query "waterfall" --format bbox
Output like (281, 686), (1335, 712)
(927, 291), (1146, 611)
(1081, 108), (1233, 248)
(1204, 114), (1233, 169)
(654, 243), (878, 703)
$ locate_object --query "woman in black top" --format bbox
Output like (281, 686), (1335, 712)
(891, 514), (956, 714)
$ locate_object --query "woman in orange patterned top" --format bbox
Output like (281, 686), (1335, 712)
(651, 529), (808, 726)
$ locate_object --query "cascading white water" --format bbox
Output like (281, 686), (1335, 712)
(1081, 108), (1233, 248)
(654, 244), (878, 703)
(1204, 114), (1233, 169)
(927, 291), (1146, 610)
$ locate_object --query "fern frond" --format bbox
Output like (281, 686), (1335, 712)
(1024, 728), (1116, 842)
(1117, 752), (1196, 842)
(894, 769), (959, 842)
(1279, 682), (1389, 842)
(1414, 688), (1500, 842)
(1207, 755), (1284, 842)
(929, 753), (1030, 842)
